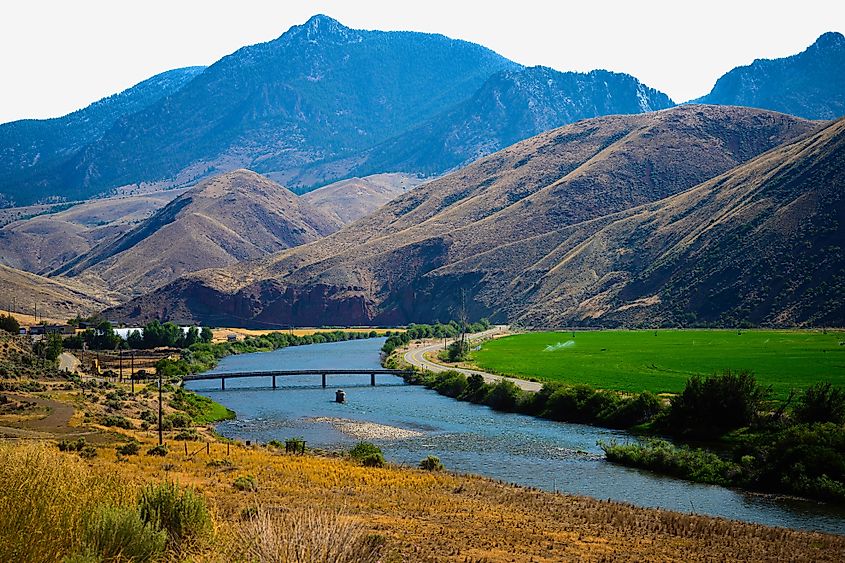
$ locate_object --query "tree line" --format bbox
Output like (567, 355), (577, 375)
(381, 319), (491, 355)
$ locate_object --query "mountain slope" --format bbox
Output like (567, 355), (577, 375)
(508, 115), (845, 326)
(0, 189), (184, 274)
(697, 32), (845, 119)
(300, 173), (421, 224)
(341, 66), (674, 178)
(103, 106), (818, 326)
(57, 169), (343, 295)
(0, 264), (115, 320)
(38, 15), (517, 202)
(0, 67), (204, 206)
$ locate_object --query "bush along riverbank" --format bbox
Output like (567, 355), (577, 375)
(400, 366), (845, 504)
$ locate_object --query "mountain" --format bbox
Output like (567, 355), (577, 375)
(510, 115), (845, 327)
(102, 106), (818, 326)
(20, 15), (517, 204)
(338, 66), (674, 178)
(0, 264), (115, 321)
(0, 67), (204, 206)
(299, 173), (421, 224)
(696, 32), (845, 119)
(55, 169), (343, 295)
(1, 15), (677, 206)
(0, 189), (184, 274)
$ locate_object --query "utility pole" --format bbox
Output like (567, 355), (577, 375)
(131, 351), (135, 394)
(158, 366), (163, 446)
(119, 351), (123, 383)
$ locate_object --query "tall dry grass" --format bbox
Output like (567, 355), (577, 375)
(229, 506), (383, 563)
(0, 442), (133, 562)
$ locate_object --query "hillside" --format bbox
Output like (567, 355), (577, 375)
(0, 264), (114, 320)
(103, 106), (819, 326)
(56, 169), (343, 295)
(344, 66), (674, 178)
(697, 32), (845, 119)
(0, 67), (204, 206)
(0, 189), (184, 273)
(507, 115), (845, 327)
(300, 173), (421, 224)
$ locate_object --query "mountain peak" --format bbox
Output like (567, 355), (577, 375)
(282, 14), (360, 44)
(811, 31), (845, 50)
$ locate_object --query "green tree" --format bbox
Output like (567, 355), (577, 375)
(794, 383), (845, 425)
(665, 370), (769, 438)
(0, 314), (20, 334)
(200, 326), (213, 343)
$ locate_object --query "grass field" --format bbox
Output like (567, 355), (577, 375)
(473, 330), (845, 398)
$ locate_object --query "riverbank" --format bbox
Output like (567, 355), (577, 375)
(388, 341), (845, 507)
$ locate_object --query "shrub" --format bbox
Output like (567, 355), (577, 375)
(665, 370), (769, 438)
(138, 482), (212, 548)
(0, 314), (20, 334)
(147, 444), (168, 457)
(233, 475), (258, 492)
(207, 458), (234, 468)
(79, 446), (98, 460)
(232, 507), (383, 563)
(601, 439), (741, 486)
(419, 455), (444, 471)
(458, 373), (489, 403)
(484, 380), (522, 411)
(58, 438), (87, 452)
(349, 442), (382, 461)
(174, 429), (200, 441)
(101, 415), (133, 430)
(81, 504), (166, 562)
(431, 371), (468, 398)
(361, 453), (385, 468)
(165, 412), (192, 428)
(116, 441), (141, 456)
(793, 382), (845, 424)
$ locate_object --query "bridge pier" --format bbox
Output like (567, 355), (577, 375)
(322, 373), (326, 388)
(221, 377), (225, 391)
(371, 373), (376, 386)
(272, 375), (276, 389)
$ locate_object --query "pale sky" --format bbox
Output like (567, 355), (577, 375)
(1, 0), (843, 124)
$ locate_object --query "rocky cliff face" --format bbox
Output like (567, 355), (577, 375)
(696, 32), (845, 119)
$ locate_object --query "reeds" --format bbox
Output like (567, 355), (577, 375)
(230, 506), (383, 563)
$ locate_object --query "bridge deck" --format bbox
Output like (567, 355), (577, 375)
(182, 369), (413, 382)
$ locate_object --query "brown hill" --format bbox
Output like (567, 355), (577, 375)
(58, 169), (343, 296)
(505, 115), (845, 327)
(299, 173), (422, 225)
(0, 264), (115, 321)
(0, 189), (184, 274)
(103, 106), (821, 326)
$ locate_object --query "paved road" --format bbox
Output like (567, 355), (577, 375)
(403, 327), (542, 392)
(58, 352), (80, 373)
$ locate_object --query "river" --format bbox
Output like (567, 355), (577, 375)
(185, 337), (845, 535)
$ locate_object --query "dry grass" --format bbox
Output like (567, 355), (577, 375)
(229, 506), (383, 563)
(0, 442), (133, 562)
(62, 438), (845, 562)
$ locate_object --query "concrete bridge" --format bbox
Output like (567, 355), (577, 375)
(182, 369), (415, 390)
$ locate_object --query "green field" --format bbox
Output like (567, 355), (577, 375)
(473, 330), (845, 398)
